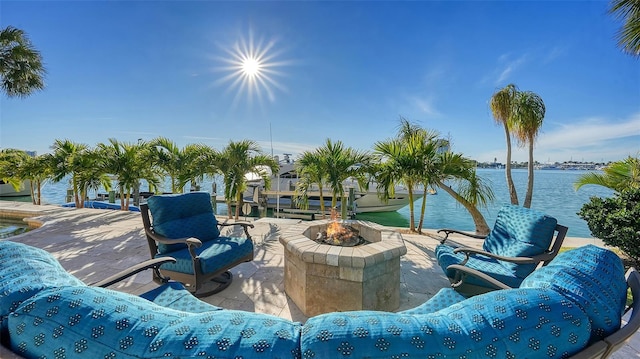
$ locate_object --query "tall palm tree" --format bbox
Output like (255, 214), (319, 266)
(610, 0), (640, 57)
(574, 156), (640, 192)
(217, 140), (278, 220)
(511, 90), (546, 208)
(490, 84), (519, 205)
(0, 26), (45, 98)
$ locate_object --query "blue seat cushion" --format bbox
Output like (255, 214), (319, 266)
(435, 244), (523, 288)
(399, 288), (467, 315)
(8, 286), (302, 359)
(0, 241), (84, 333)
(483, 205), (557, 279)
(156, 236), (254, 275)
(301, 287), (590, 358)
(147, 192), (221, 254)
(521, 245), (627, 343)
(139, 282), (222, 313)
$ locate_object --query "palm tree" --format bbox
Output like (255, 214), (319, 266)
(19, 153), (53, 205)
(0, 26), (45, 98)
(574, 156), (640, 192)
(316, 139), (371, 215)
(98, 139), (161, 210)
(511, 90), (546, 208)
(610, 0), (640, 57)
(0, 148), (29, 192)
(217, 140), (278, 220)
(295, 150), (329, 217)
(434, 152), (495, 235)
(490, 84), (519, 205)
(50, 139), (95, 208)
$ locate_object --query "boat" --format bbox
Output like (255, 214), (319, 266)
(244, 155), (422, 214)
(61, 201), (140, 212)
(0, 180), (31, 197)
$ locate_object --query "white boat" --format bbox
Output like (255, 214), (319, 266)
(0, 180), (31, 197)
(245, 156), (422, 214)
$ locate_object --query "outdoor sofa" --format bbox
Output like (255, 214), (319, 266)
(0, 239), (636, 358)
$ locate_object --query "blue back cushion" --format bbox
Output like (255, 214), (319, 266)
(147, 192), (220, 254)
(521, 245), (627, 343)
(301, 288), (590, 358)
(483, 205), (557, 278)
(0, 241), (84, 333)
(8, 286), (302, 359)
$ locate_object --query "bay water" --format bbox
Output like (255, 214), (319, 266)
(11, 168), (612, 238)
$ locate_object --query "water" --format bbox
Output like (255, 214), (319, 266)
(0, 219), (29, 238)
(9, 169), (613, 238)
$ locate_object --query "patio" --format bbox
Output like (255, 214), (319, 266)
(0, 202), (637, 358)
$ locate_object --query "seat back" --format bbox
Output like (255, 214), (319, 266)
(482, 204), (560, 279)
(143, 192), (220, 254)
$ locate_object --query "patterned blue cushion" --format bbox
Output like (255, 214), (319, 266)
(435, 244), (522, 288)
(521, 245), (627, 343)
(139, 282), (222, 312)
(156, 236), (254, 275)
(399, 288), (466, 315)
(0, 241), (84, 333)
(147, 192), (221, 254)
(482, 205), (557, 279)
(301, 288), (590, 358)
(8, 286), (302, 359)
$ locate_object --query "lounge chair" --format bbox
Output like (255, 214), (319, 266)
(435, 204), (568, 295)
(140, 192), (255, 296)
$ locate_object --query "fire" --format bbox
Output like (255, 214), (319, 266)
(318, 208), (361, 247)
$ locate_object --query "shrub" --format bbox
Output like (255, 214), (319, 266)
(578, 187), (640, 266)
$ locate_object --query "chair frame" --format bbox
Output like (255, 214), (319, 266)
(437, 224), (569, 295)
(140, 203), (255, 297)
(569, 267), (640, 359)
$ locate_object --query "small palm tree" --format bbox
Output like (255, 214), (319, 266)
(490, 84), (519, 205)
(610, 0), (640, 57)
(20, 153), (53, 205)
(0, 26), (45, 98)
(574, 156), (640, 192)
(295, 150), (329, 217)
(217, 140), (278, 220)
(0, 148), (29, 191)
(511, 90), (546, 208)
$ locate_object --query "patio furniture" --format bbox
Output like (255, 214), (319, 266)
(435, 204), (568, 295)
(1, 239), (637, 358)
(140, 192), (255, 296)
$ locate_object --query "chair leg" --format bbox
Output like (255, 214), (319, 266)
(193, 271), (233, 298)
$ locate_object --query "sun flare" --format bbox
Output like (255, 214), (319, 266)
(215, 31), (288, 106)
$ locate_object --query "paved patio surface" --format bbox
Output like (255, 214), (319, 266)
(1, 202), (638, 358)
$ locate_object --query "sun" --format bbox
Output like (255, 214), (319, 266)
(215, 30), (288, 106)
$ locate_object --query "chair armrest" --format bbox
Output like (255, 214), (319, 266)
(453, 247), (550, 264)
(218, 221), (255, 239)
(147, 229), (203, 248)
(437, 228), (486, 244)
(446, 264), (512, 290)
(91, 257), (177, 287)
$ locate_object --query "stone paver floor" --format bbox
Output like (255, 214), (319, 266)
(1, 202), (638, 358)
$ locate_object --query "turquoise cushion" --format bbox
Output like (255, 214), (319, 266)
(147, 192), (221, 254)
(301, 288), (590, 358)
(435, 244), (523, 288)
(0, 241), (84, 333)
(8, 286), (302, 359)
(398, 288), (466, 315)
(156, 236), (254, 275)
(139, 282), (222, 313)
(482, 205), (557, 279)
(521, 245), (627, 343)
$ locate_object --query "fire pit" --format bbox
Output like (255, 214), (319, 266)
(279, 219), (406, 317)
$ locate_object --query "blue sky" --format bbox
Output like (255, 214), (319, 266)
(1, 1), (638, 164)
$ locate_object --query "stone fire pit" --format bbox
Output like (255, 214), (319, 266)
(279, 219), (406, 317)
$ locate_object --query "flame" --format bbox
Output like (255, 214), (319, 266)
(325, 208), (350, 245)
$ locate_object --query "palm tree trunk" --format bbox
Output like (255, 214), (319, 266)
(436, 180), (491, 235)
(416, 186), (428, 234)
(524, 141), (535, 208)
(504, 123), (519, 205)
(235, 192), (242, 220)
(36, 180), (42, 205)
(407, 180), (415, 232)
(319, 188), (326, 219)
(30, 181), (36, 205)
(120, 185), (126, 210)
